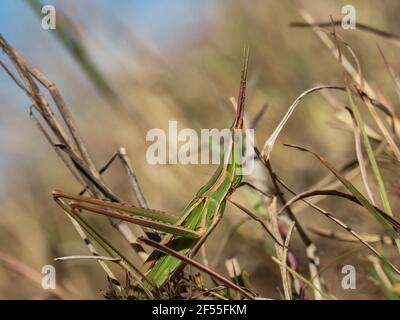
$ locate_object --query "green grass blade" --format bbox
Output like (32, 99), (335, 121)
(346, 86), (394, 217)
(27, 0), (123, 109)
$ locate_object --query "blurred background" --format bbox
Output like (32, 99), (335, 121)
(0, 0), (399, 299)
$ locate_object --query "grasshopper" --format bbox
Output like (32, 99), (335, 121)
(53, 48), (281, 298)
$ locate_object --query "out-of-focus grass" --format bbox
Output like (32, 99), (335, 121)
(1, 0), (400, 299)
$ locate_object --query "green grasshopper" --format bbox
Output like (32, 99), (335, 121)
(53, 48), (281, 297)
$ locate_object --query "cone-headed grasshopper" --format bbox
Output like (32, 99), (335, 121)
(53, 48), (280, 297)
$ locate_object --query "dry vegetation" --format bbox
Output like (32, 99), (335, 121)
(0, 1), (400, 299)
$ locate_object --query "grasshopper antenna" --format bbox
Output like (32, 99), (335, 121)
(234, 46), (250, 130)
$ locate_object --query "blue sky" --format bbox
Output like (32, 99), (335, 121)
(0, 0), (214, 81)
(0, 0), (214, 101)
(0, 0), (214, 47)
(0, 0), (214, 177)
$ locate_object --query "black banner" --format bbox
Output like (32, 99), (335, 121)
(0, 300), (394, 319)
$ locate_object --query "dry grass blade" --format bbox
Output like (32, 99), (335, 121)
(297, 10), (376, 98)
(267, 196), (291, 300)
(283, 143), (400, 238)
(288, 143), (386, 216)
(271, 257), (330, 300)
(0, 34), (150, 261)
(378, 46), (400, 102)
(296, 9), (400, 135)
(256, 154), (325, 299)
(275, 178), (400, 275)
(30, 108), (86, 187)
(308, 226), (396, 246)
(260, 85), (343, 160)
(279, 189), (400, 231)
(0, 60), (31, 94)
(368, 256), (393, 289)
(64, 212), (125, 296)
(227, 196), (285, 247)
(319, 84), (383, 141)
(282, 222), (295, 300)
(28, 108), (125, 294)
(290, 20), (400, 48)
(345, 107), (376, 205)
(357, 90), (400, 161)
(118, 148), (149, 208)
(54, 256), (121, 262)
